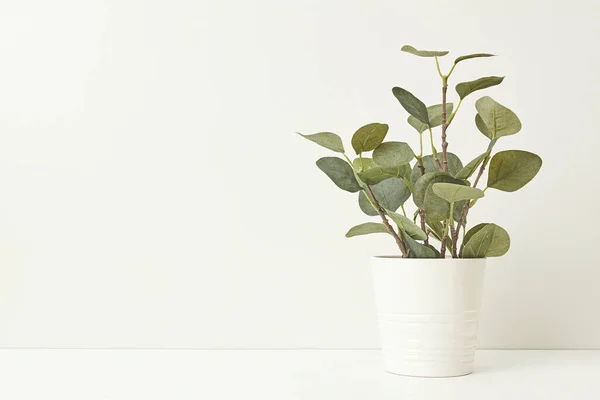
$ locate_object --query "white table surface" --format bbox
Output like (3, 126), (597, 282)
(0, 349), (598, 399)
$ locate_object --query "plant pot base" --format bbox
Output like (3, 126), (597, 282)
(384, 369), (473, 378)
(383, 362), (474, 378)
(372, 257), (486, 378)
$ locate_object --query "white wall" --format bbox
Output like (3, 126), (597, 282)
(0, 0), (598, 349)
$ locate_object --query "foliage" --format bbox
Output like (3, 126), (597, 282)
(298, 45), (542, 258)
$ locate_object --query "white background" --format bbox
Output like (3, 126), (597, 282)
(0, 0), (598, 350)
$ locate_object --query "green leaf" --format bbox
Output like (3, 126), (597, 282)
(392, 87), (430, 125)
(387, 211), (427, 240)
(373, 142), (415, 169)
(432, 182), (485, 203)
(316, 157), (362, 193)
(369, 177), (411, 212)
(354, 158), (412, 185)
(455, 152), (488, 180)
(297, 132), (344, 153)
(345, 223), (389, 238)
(412, 173), (469, 222)
(475, 114), (493, 139)
(454, 53), (495, 64)
(455, 76), (504, 100)
(413, 172), (448, 208)
(395, 164), (412, 182)
(462, 223), (486, 250)
(487, 150), (542, 192)
(462, 223), (510, 258)
(351, 123), (389, 154)
(353, 158), (393, 185)
(410, 152), (463, 186)
(358, 191), (378, 216)
(420, 175), (468, 221)
(407, 103), (454, 134)
(475, 96), (522, 138)
(401, 45), (449, 58)
(400, 230), (440, 258)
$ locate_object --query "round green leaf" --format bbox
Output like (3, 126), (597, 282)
(487, 150), (542, 192)
(373, 142), (415, 169)
(410, 152), (463, 186)
(462, 223), (487, 248)
(392, 87), (430, 125)
(407, 103), (454, 134)
(393, 164), (412, 182)
(387, 211), (427, 240)
(475, 96), (522, 138)
(345, 223), (389, 238)
(369, 177), (410, 212)
(297, 132), (344, 153)
(353, 158), (393, 185)
(351, 123), (389, 154)
(401, 45), (449, 57)
(421, 176), (468, 221)
(358, 191), (378, 216)
(354, 158), (412, 185)
(462, 223), (510, 258)
(316, 157), (362, 193)
(413, 172), (448, 208)
(432, 182), (485, 203)
(455, 76), (504, 100)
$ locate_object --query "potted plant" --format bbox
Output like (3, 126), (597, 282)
(297, 45), (542, 377)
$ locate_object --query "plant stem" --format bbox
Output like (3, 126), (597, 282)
(447, 63), (457, 79)
(449, 220), (457, 258)
(472, 159), (487, 187)
(342, 153), (353, 165)
(366, 185), (408, 257)
(454, 156), (489, 256)
(435, 57), (444, 78)
(419, 210), (429, 246)
(447, 98), (463, 127)
(428, 128), (443, 171)
(417, 155), (425, 176)
(441, 76), (449, 172)
(438, 73), (451, 256)
(414, 155), (429, 246)
(440, 220), (449, 258)
(434, 156), (443, 171)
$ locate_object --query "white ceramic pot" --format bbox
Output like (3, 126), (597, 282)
(371, 256), (486, 377)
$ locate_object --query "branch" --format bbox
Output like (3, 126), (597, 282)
(441, 81), (449, 172)
(472, 159), (487, 188)
(427, 128), (444, 172)
(440, 220), (449, 258)
(449, 221), (457, 258)
(439, 75), (450, 255)
(419, 210), (429, 246)
(366, 186), (408, 257)
(414, 157), (430, 246)
(454, 157), (489, 256)
(417, 159), (425, 176)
